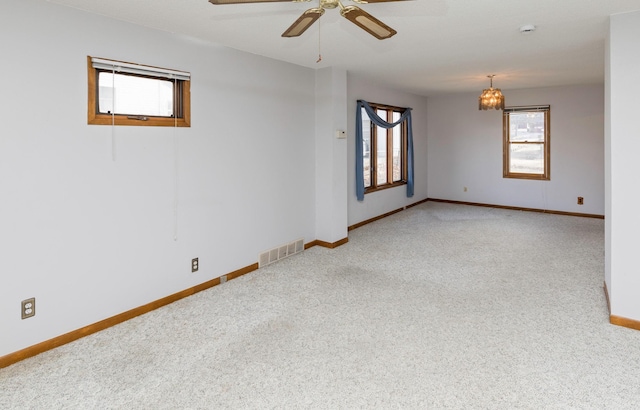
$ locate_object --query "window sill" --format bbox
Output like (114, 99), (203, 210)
(365, 181), (407, 195)
(88, 113), (190, 127)
(503, 173), (550, 181)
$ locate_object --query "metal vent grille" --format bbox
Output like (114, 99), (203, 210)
(258, 238), (305, 268)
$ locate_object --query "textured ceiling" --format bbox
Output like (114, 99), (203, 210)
(48, 0), (640, 96)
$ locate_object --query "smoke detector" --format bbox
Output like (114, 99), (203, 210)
(520, 24), (536, 34)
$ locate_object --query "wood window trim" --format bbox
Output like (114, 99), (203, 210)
(87, 56), (191, 127)
(364, 102), (408, 194)
(502, 107), (550, 180)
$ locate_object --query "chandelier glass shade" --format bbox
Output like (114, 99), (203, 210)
(478, 75), (505, 110)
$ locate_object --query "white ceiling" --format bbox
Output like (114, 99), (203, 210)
(48, 0), (640, 96)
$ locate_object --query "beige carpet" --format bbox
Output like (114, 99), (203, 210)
(2, 202), (639, 409)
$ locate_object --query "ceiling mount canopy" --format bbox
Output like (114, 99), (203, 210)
(209, 0), (400, 40)
(478, 75), (505, 111)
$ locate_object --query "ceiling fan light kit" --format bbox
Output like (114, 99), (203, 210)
(208, 0), (399, 40)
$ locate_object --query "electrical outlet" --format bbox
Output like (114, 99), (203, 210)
(577, 197), (584, 205)
(22, 298), (35, 319)
(192, 258), (199, 272)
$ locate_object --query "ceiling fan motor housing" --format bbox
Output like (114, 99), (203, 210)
(320, 0), (340, 9)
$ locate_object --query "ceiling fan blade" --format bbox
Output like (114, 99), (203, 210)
(340, 5), (397, 40)
(209, 0), (295, 5)
(282, 8), (324, 37)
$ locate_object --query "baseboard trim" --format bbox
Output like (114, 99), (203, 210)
(603, 281), (640, 331)
(427, 198), (604, 219)
(0, 194), (603, 369)
(610, 315), (640, 331)
(406, 198), (430, 209)
(603, 281), (611, 314)
(348, 198), (430, 231)
(0, 262), (259, 369)
(348, 197), (602, 233)
(348, 209), (403, 231)
(305, 237), (349, 249)
(0, 234), (353, 368)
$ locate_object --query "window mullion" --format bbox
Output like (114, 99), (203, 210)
(387, 111), (393, 184)
(371, 120), (377, 188)
(503, 112), (510, 177)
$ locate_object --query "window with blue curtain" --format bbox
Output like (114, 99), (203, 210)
(355, 100), (414, 201)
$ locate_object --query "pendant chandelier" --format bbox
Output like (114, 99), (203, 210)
(478, 75), (505, 110)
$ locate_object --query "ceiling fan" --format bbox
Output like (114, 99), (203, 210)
(208, 0), (401, 40)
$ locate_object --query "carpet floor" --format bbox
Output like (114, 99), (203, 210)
(1, 202), (639, 409)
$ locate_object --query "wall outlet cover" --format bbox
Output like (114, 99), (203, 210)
(22, 298), (35, 319)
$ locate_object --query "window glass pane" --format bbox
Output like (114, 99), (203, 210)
(377, 125), (388, 185)
(509, 143), (544, 174)
(376, 109), (387, 185)
(509, 112), (545, 142)
(98, 72), (174, 117)
(392, 111), (401, 182)
(362, 108), (371, 188)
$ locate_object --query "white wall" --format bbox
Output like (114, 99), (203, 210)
(427, 85), (605, 215)
(347, 75), (429, 226)
(0, 0), (317, 356)
(315, 68), (348, 243)
(606, 10), (640, 321)
(604, 24), (612, 295)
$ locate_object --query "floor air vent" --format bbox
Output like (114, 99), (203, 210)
(259, 238), (305, 268)
(259, 252), (270, 267)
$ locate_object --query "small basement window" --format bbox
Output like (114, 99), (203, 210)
(87, 56), (190, 127)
